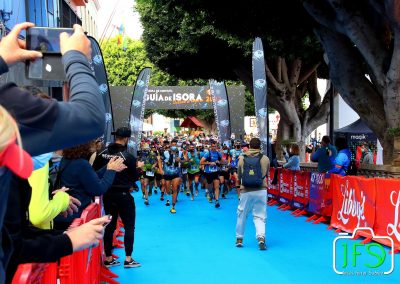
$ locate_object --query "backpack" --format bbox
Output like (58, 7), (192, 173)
(242, 154), (264, 187)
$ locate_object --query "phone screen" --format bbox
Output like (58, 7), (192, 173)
(26, 27), (73, 54)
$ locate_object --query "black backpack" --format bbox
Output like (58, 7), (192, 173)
(242, 154), (264, 187)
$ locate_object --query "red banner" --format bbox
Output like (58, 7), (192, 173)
(373, 178), (400, 249)
(267, 168), (279, 200)
(330, 175), (376, 235)
(278, 169), (294, 205)
(292, 171), (310, 209)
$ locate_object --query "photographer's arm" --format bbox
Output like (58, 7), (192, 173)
(0, 25), (104, 156)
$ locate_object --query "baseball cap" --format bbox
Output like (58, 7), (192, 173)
(0, 141), (33, 179)
(111, 127), (131, 138)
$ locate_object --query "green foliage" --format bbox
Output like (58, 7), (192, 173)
(388, 128), (400, 138)
(102, 37), (216, 119)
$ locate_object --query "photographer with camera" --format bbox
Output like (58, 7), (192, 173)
(311, 135), (337, 173)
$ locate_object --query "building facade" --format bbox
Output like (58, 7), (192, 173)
(0, 0), (99, 96)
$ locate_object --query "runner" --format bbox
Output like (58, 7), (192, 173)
(219, 144), (230, 199)
(139, 144), (158, 206)
(229, 140), (243, 199)
(187, 143), (201, 200)
(159, 140), (187, 213)
(200, 141), (222, 208)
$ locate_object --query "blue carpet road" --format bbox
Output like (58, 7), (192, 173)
(109, 188), (400, 284)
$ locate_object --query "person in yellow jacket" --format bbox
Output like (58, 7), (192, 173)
(28, 153), (80, 229)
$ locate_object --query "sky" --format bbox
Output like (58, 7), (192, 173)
(97, 0), (143, 41)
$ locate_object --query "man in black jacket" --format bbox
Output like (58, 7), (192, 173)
(93, 127), (141, 268)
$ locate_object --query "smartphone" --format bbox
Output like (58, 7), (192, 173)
(26, 27), (73, 54)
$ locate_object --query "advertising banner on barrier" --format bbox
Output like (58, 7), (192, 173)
(330, 175), (376, 234)
(278, 169), (294, 204)
(88, 36), (114, 145)
(373, 178), (400, 249)
(252, 37), (270, 157)
(292, 171), (311, 209)
(308, 172), (328, 215)
(128, 67), (151, 157)
(209, 80), (231, 146)
(268, 168), (279, 200)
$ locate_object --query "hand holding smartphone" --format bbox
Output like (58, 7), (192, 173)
(26, 27), (74, 54)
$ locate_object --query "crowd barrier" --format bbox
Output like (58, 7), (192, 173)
(12, 202), (122, 284)
(267, 168), (400, 252)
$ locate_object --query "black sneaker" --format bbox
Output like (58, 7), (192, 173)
(165, 200), (170, 206)
(258, 237), (267, 250)
(222, 194), (226, 199)
(104, 258), (120, 268)
(215, 201), (220, 208)
(144, 200), (149, 206)
(235, 238), (243, 248)
(154, 189), (158, 194)
(124, 258), (141, 268)
(160, 195), (164, 201)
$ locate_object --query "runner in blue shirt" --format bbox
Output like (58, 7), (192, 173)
(200, 141), (222, 208)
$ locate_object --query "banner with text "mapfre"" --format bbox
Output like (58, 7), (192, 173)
(330, 175), (376, 236)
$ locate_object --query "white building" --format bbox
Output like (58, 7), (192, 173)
(77, 0), (100, 40)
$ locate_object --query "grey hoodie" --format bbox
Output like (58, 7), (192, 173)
(237, 148), (270, 193)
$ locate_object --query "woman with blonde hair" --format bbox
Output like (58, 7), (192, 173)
(283, 143), (301, 171)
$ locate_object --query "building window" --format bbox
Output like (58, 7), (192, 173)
(47, 0), (54, 15)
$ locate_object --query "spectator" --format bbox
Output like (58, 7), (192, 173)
(283, 144), (301, 171)
(361, 143), (374, 164)
(311, 135), (337, 173)
(0, 23), (109, 282)
(28, 153), (81, 229)
(54, 141), (126, 230)
(93, 127), (141, 268)
(235, 138), (270, 250)
(328, 137), (351, 176)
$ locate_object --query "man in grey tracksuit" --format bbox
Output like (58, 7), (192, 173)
(235, 138), (270, 250)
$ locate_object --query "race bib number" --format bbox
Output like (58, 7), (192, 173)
(182, 169), (188, 174)
(210, 166), (218, 172)
(146, 171), (155, 177)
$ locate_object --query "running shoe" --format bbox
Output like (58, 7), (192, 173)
(124, 259), (141, 268)
(154, 189), (158, 194)
(195, 190), (199, 196)
(144, 200), (149, 206)
(104, 258), (120, 268)
(165, 200), (170, 206)
(235, 238), (243, 248)
(258, 237), (267, 250)
(148, 190), (153, 196)
(190, 195), (194, 201)
(222, 194), (226, 199)
(170, 207), (176, 214)
(142, 195), (145, 199)
(186, 192), (190, 197)
(215, 201), (220, 208)
(206, 193), (212, 202)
